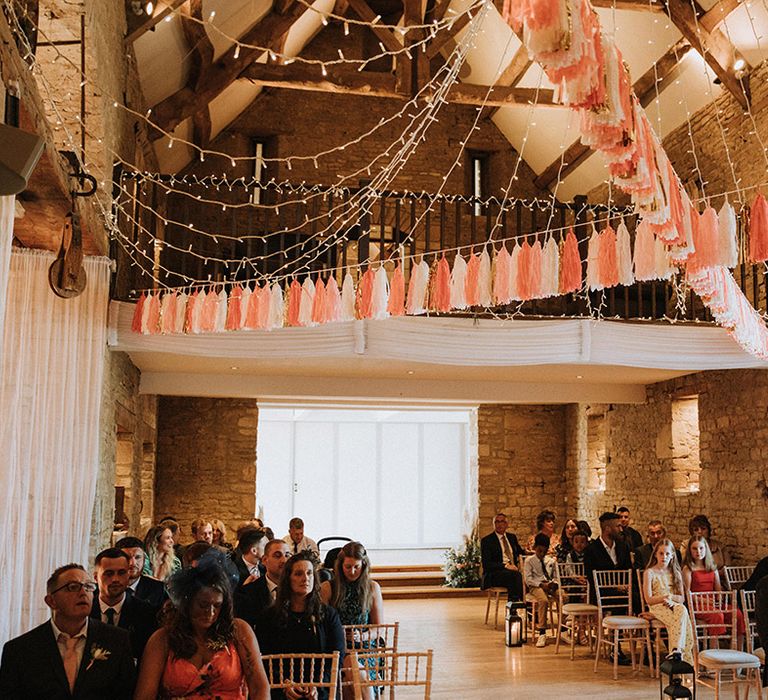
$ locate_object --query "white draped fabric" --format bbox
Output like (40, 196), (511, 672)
(0, 250), (110, 645)
(0, 196), (15, 361)
(110, 300), (768, 370)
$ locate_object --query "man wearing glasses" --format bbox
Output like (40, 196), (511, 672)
(0, 563), (136, 698)
(480, 513), (524, 601)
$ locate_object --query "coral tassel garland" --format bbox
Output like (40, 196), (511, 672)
(311, 278), (326, 325)
(287, 280), (302, 327)
(225, 286), (242, 331)
(597, 226), (619, 288)
(387, 265), (405, 316)
(493, 246), (511, 304)
(559, 229), (581, 294)
(325, 276), (343, 322)
(132, 293), (145, 333)
(432, 256), (452, 311)
(464, 253), (480, 306)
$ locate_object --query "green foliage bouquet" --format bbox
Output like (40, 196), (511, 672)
(444, 536), (481, 588)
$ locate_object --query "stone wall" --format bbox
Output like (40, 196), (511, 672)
(565, 369), (768, 564)
(155, 397), (259, 544)
(91, 350), (157, 558)
(477, 405), (568, 541)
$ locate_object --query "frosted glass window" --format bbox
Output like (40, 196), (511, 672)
(256, 406), (472, 551)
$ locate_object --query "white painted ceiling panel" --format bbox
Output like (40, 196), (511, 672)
(209, 81), (264, 140)
(203, 0), (272, 62)
(134, 14), (189, 106)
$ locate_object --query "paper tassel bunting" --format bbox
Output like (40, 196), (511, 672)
(749, 193), (768, 263)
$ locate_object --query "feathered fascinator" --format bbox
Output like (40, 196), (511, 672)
(166, 547), (240, 606)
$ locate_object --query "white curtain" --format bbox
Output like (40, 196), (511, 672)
(0, 196), (15, 361)
(110, 300), (768, 371)
(0, 249), (110, 645)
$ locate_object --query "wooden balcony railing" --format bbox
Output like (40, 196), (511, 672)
(111, 173), (766, 323)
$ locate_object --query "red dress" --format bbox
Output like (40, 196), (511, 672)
(689, 570), (745, 636)
(160, 642), (247, 699)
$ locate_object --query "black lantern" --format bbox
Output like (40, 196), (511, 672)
(505, 601), (526, 647)
(659, 652), (695, 699)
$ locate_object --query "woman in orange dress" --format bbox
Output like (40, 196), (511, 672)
(134, 553), (270, 700)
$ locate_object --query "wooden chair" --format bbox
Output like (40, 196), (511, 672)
(687, 590), (763, 700)
(484, 587), (507, 629)
(740, 589), (765, 666)
(350, 650), (433, 700)
(341, 623), (399, 699)
(592, 569), (653, 680)
(554, 561), (598, 659)
(635, 568), (669, 678)
(261, 652), (340, 699)
(724, 565), (753, 591)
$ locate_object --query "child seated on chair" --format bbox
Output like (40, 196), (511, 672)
(524, 533), (558, 648)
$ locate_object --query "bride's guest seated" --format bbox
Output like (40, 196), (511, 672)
(527, 510), (559, 555)
(643, 539), (694, 665)
(115, 536), (167, 611)
(255, 552), (345, 700)
(744, 556), (768, 591)
(190, 518), (213, 546)
(633, 520), (678, 570)
(524, 534), (558, 648)
(157, 517), (183, 561)
(0, 563), (136, 699)
(212, 518), (233, 551)
(91, 548), (157, 661)
(235, 540), (292, 627)
(683, 536), (745, 638)
(182, 542), (213, 568)
(555, 518), (578, 562)
(283, 517), (320, 558)
(134, 554), (270, 700)
(576, 520), (593, 541)
(616, 506), (643, 551)
(233, 529), (268, 584)
(566, 529), (590, 565)
(320, 542), (384, 700)
(144, 525), (182, 583)
(320, 542), (384, 625)
(681, 514), (731, 582)
(480, 513), (524, 602)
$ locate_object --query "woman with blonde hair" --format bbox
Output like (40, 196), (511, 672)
(145, 524), (182, 582)
(643, 539), (694, 663)
(212, 518), (233, 551)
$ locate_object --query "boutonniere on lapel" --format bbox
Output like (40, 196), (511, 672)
(85, 646), (111, 671)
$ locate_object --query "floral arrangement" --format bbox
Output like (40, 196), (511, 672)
(444, 536), (481, 588)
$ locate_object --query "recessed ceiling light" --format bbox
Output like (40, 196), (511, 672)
(231, 366), (239, 370)
(407, 370), (414, 375)
(576, 375), (583, 379)
(733, 57), (746, 71)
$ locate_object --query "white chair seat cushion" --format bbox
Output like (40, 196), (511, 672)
(562, 603), (598, 614)
(602, 615), (649, 630)
(699, 649), (761, 668)
(755, 647), (765, 663)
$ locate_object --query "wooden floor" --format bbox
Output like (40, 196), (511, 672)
(386, 597), (732, 699)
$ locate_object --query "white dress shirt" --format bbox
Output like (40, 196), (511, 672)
(242, 555), (261, 578)
(523, 555), (556, 589)
(51, 617), (88, 671)
(266, 576), (279, 599)
(98, 592), (126, 626)
(600, 536), (618, 565)
(283, 534), (319, 556)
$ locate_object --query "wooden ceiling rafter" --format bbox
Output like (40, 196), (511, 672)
(148, 0), (311, 140)
(125, 0), (188, 44)
(487, 44), (534, 120)
(179, 0), (213, 149)
(346, 0), (403, 52)
(533, 38), (691, 190)
(664, 0), (750, 109)
(699, 0), (743, 34)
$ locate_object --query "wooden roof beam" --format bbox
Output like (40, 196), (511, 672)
(664, 0), (750, 109)
(179, 0), (213, 149)
(590, 0), (666, 11)
(125, 0), (188, 44)
(148, 0), (311, 139)
(346, 0), (402, 53)
(534, 39), (691, 190)
(699, 0), (743, 33)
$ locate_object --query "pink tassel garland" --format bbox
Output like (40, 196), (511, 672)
(749, 193), (768, 263)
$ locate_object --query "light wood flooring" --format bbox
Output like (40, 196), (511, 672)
(386, 597), (746, 699)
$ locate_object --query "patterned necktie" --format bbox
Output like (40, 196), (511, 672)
(59, 633), (80, 692)
(501, 535), (514, 564)
(105, 607), (115, 625)
(293, 541), (298, 554)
